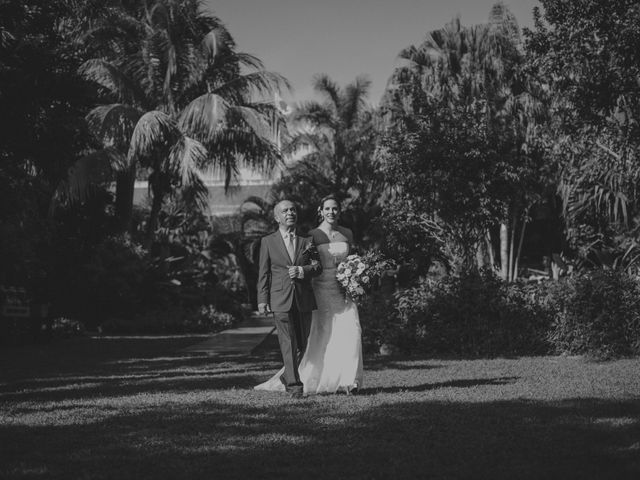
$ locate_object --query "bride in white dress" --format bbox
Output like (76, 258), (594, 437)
(255, 195), (364, 394)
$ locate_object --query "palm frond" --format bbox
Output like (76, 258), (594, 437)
(80, 8), (144, 56)
(398, 40), (441, 69)
(283, 132), (331, 156)
(227, 105), (274, 140)
(246, 101), (289, 144)
(178, 92), (230, 138)
(86, 104), (143, 153)
(201, 27), (228, 61)
(213, 71), (290, 102)
(241, 196), (272, 213)
(205, 128), (281, 190)
(291, 101), (335, 129)
(234, 52), (266, 71)
(168, 136), (208, 185)
(0, 26), (15, 48)
(79, 59), (145, 105)
(53, 148), (123, 207)
(312, 74), (341, 111)
(127, 110), (181, 162)
(341, 75), (371, 127)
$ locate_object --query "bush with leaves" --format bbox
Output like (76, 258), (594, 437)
(73, 234), (149, 328)
(50, 317), (86, 338)
(543, 270), (640, 358)
(195, 304), (237, 332)
(148, 203), (247, 318)
(359, 282), (407, 354)
(395, 270), (552, 357)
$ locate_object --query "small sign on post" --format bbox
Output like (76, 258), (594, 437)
(2, 305), (30, 318)
(1, 286), (31, 319)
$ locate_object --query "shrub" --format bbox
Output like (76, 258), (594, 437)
(395, 270), (552, 357)
(544, 270), (640, 358)
(63, 235), (149, 328)
(50, 317), (86, 338)
(360, 282), (408, 354)
(195, 304), (237, 332)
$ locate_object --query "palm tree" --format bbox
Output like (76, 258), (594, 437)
(60, 0), (287, 246)
(276, 74), (385, 243)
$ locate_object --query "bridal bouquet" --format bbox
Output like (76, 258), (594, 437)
(336, 251), (396, 303)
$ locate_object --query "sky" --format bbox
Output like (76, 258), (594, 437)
(204, 0), (542, 106)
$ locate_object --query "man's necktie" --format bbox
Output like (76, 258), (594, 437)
(285, 233), (295, 262)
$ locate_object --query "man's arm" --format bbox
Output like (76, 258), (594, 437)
(301, 261), (322, 278)
(257, 237), (271, 312)
(300, 239), (322, 278)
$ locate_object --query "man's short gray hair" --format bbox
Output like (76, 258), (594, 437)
(273, 199), (296, 216)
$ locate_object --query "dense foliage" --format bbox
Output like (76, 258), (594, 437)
(525, 0), (640, 264)
(394, 271), (551, 357)
(3, 0), (640, 357)
(0, 0), (95, 296)
(0, 0), (270, 336)
(543, 270), (640, 358)
(378, 11), (550, 279)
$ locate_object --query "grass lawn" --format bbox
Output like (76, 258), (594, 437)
(1, 334), (639, 480)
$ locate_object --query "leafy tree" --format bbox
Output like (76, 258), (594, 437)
(0, 0), (95, 294)
(0, 0), (94, 182)
(379, 94), (504, 273)
(525, 0), (640, 260)
(381, 5), (549, 278)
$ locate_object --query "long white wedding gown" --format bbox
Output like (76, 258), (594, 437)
(254, 241), (364, 394)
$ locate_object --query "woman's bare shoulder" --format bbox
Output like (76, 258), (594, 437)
(309, 228), (329, 244)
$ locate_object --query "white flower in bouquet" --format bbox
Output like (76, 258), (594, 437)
(335, 251), (396, 303)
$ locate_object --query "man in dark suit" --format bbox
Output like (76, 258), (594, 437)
(257, 199), (322, 397)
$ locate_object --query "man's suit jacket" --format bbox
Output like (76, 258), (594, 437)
(257, 231), (322, 313)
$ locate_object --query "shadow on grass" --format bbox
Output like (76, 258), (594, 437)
(0, 372), (265, 403)
(358, 376), (519, 395)
(1, 396), (639, 480)
(1, 337), (639, 479)
(0, 337), (280, 403)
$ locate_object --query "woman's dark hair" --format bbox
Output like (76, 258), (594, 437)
(317, 194), (341, 223)
(318, 194), (341, 210)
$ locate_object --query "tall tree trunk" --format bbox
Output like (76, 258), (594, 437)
(485, 230), (495, 269)
(114, 169), (136, 233)
(144, 193), (164, 249)
(513, 213), (528, 282)
(508, 212), (517, 281)
(144, 174), (168, 249)
(500, 222), (509, 281)
(476, 230), (494, 269)
(235, 239), (258, 308)
(476, 241), (486, 269)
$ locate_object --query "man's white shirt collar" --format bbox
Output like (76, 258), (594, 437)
(279, 230), (296, 240)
